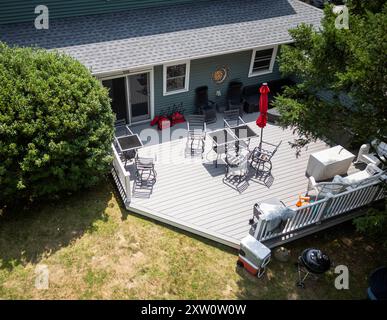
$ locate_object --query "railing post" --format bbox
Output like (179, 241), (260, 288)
(124, 173), (131, 205)
(372, 179), (385, 202)
(315, 195), (333, 225)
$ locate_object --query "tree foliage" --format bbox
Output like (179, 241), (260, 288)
(0, 43), (114, 208)
(273, 3), (387, 147)
(346, 0), (386, 14)
(353, 208), (387, 238)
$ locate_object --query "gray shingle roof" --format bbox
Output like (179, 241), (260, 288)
(0, 0), (323, 75)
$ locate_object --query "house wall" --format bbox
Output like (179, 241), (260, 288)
(153, 48), (282, 116)
(0, 0), (209, 25)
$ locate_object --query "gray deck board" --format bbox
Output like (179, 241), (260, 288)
(125, 113), (357, 248)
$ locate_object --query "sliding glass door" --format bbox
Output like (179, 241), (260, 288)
(102, 71), (151, 124)
(102, 77), (128, 123)
(128, 72), (151, 123)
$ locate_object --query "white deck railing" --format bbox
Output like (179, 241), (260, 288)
(111, 144), (131, 206)
(254, 179), (385, 244)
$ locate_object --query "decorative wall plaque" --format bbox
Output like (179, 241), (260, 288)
(212, 66), (229, 84)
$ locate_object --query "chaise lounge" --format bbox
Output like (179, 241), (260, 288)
(308, 163), (385, 199)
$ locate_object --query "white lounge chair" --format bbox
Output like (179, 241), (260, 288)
(308, 163), (385, 199)
(341, 163), (385, 188)
(356, 139), (387, 166)
(307, 176), (349, 199)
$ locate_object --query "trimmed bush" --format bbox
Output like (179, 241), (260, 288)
(0, 43), (114, 208)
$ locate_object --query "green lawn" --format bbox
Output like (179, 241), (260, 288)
(0, 179), (386, 299)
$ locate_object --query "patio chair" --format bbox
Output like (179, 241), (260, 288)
(225, 151), (249, 183)
(307, 176), (349, 199)
(194, 86), (217, 124)
(226, 81), (245, 115)
(340, 163), (385, 189)
(122, 149), (137, 165)
(135, 155), (157, 186)
(114, 119), (126, 127)
(211, 134), (240, 168)
(356, 139), (387, 166)
(242, 84), (260, 113)
(114, 120), (133, 138)
(187, 115), (206, 157)
(307, 163), (385, 199)
(249, 140), (282, 177)
(223, 109), (245, 128)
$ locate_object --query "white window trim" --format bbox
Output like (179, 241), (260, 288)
(163, 60), (190, 96)
(248, 45), (278, 78)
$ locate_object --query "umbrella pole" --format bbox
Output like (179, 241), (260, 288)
(260, 127), (264, 149)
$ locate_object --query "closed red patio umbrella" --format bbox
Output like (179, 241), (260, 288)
(256, 83), (270, 147)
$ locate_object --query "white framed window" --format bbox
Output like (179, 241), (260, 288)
(248, 46), (278, 77)
(163, 60), (190, 95)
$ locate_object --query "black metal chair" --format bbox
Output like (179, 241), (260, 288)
(187, 115), (206, 157)
(195, 86), (217, 124)
(223, 109), (245, 128)
(114, 119), (132, 137)
(135, 155), (157, 186)
(225, 150), (249, 183)
(114, 118), (126, 126)
(249, 140), (282, 177)
(226, 81), (245, 115)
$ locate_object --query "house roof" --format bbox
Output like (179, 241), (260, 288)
(0, 0), (323, 76)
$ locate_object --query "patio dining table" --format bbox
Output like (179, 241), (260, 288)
(228, 124), (259, 150)
(208, 125), (259, 167)
(115, 133), (143, 164)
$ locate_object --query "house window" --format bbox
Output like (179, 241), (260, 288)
(248, 46), (278, 77)
(163, 61), (190, 95)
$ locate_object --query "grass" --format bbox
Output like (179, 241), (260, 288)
(0, 179), (386, 299)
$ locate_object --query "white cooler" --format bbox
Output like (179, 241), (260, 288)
(238, 235), (271, 278)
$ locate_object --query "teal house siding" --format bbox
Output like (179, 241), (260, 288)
(0, 0), (321, 122)
(0, 0), (208, 25)
(153, 48), (282, 116)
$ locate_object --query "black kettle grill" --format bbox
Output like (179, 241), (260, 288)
(297, 248), (331, 288)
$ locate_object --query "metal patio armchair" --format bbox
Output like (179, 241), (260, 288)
(114, 119), (132, 137)
(250, 140), (282, 177)
(225, 151), (249, 184)
(194, 86), (217, 124)
(223, 109), (245, 128)
(135, 155), (157, 186)
(226, 81), (245, 116)
(187, 115), (206, 157)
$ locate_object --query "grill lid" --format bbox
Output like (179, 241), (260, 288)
(300, 248), (331, 274)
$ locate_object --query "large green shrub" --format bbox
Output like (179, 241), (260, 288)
(0, 43), (114, 208)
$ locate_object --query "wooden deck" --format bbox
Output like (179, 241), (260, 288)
(120, 112), (358, 248)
